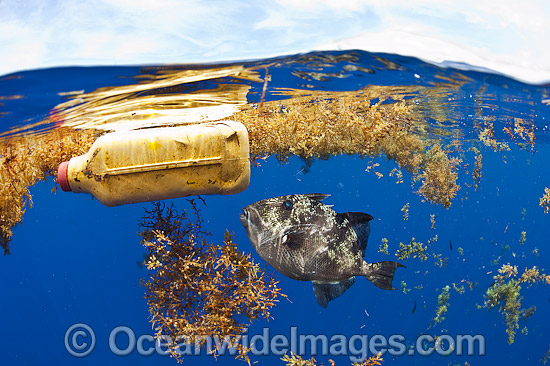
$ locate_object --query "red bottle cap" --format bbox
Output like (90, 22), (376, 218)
(57, 161), (72, 192)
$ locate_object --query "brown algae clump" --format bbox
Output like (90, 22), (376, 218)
(281, 352), (383, 366)
(503, 118), (536, 151)
(415, 143), (461, 208)
(478, 122), (510, 152)
(430, 214), (436, 230)
(472, 153), (483, 191)
(480, 263), (550, 344)
(540, 187), (550, 214)
(378, 238), (389, 255)
(401, 203), (410, 221)
(0, 128), (98, 254)
(236, 89), (422, 161)
(139, 201), (284, 363)
(235, 87), (462, 208)
(395, 237), (428, 261)
(432, 285), (450, 326)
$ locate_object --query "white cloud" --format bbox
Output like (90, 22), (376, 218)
(0, 0), (549, 83)
(276, 0), (369, 12)
(255, 11), (296, 29)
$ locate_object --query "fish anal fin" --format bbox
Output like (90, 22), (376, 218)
(364, 261), (405, 290)
(312, 277), (356, 308)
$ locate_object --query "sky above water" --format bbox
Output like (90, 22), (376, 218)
(1, 0), (550, 84)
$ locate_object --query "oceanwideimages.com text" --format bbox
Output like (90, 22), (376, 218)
(65, 323), (486, 362)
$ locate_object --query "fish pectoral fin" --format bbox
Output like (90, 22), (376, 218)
(281, 229), (308, 249)
(312, 278), (356, 308)
(364, 261), (406, 290)
(281, 224), (322, 248)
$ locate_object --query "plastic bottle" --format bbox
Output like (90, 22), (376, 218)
(57, 121), (250, 206)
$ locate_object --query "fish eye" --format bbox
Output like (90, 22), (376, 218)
(283, 200), (293, 210)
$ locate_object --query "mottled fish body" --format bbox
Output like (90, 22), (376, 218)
(239, 193), (404, 307)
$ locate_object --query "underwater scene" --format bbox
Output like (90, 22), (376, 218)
(1, 50), (550, 365)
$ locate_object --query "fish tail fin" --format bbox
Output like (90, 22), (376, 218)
(136, 261), (145, 270)
(363, 261), (405, 290)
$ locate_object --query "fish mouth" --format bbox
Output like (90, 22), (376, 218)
(240, 206), (262, 250)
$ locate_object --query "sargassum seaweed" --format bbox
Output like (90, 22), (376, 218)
(540, 187), (550, 214)
(139, 200), (285, 363)
(480, 263), (550, 344)
(234, 88), (461, 208)
(281, 351), (383, 366)
(0, 128), (99, 255)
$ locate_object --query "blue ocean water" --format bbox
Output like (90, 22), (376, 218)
(1, 50), (550, 365)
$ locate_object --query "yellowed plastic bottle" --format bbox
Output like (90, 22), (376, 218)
(57, 121), (250, 206)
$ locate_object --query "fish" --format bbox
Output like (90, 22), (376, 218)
(412, 300), (417, 314)
(136, 252), (164, 270)
(136, 253), (150, 270)
(449, 240), (453, 250)
(239, 193), (405, 308)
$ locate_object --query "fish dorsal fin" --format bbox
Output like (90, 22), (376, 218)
(312, 277), (356, 308)
(337, 212), (373, 256)
(303, 193), (331, 202)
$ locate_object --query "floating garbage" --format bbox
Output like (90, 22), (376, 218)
(57, 121), (250, 206)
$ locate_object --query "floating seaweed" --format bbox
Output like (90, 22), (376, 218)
(139, 200), (284, 363)
(281, 352), (383, 366)
(390, 235), (441, 266)
(541, 344), (550, 365)
(401, 203), (410, 221)
(456, 279), (476, 291)
(540, 188), (550, 214)
(395, 237), (428, 261)
(430, 214), (436, 230)
(502, 118), (536, 152)
(0, 128), (99, 254)
(480, 263), (550, 344)
(478, 122), (510, 152)
(452, 282), (466, 295)
(472, 154), (483, 191)
(365, 162), (384, 179)
(432, 285), (450, 326)
(389, 168), (403, 184)
(378, 238), (389, 255)
(519, 231), (527, 246)
(401, 281), (411, 294)
(432, 253), (448, 268)
(415, 143), (461, 208)
(235, 87), (464, 208)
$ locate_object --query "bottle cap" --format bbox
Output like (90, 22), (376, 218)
(57, 161), (72, 192)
